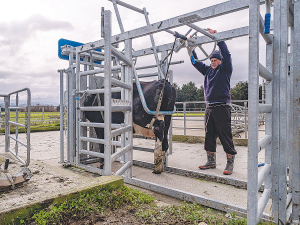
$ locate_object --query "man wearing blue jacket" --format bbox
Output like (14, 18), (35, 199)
(190, 28), (236, 175)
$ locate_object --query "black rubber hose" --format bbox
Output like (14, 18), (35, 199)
(4, 159), (9, 170)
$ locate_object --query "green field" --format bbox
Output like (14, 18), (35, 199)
(0, 112), (60, 133)
(0, 111), (203, 134)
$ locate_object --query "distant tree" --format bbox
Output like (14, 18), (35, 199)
(230, 81), (262, 102)
(181, 81), (198, 102)
(196, 85), (205, 101)
(172, 83), (181, 102)
(231, 81), (248, 100)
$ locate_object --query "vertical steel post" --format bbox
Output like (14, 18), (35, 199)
(124, 38), (133, 178)
(104, 10), (112, 176)
(59, 70), (64, 164)
(4, 96), (10, 153)
(244, 101), (248, 139)
(278, 0), (289, 222)
(264, 30), (273, 209)
(42, 107), (44, 126)
(168, 70), (173, 156)
(75, 48), (81, 166)
(272, 0), (281, 221)
(69, 52), (76, 164)
(183, 102), (186, 136)
(120, 63), (126, 163)
(26, 89), (31, 166)
(247, 0), (260, 223)
(292, 0), (300, 222)
(15, 93), (19, 155)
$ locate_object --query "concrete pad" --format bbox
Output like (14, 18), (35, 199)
(0, 132), (122, 218)
(0, 130), (272, 217)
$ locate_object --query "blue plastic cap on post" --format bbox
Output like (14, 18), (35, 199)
(264, 13), (271, 34)
(191, 55), (196, 65)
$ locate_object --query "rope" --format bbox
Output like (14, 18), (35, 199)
(149, 37), (177, 129)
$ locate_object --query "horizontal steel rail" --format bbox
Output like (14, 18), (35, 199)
(80, 149), (105, 158)
(135, 61), (184, 70)
(8, 121), (26, 127)
(8, 148), (26, 165)
(80, 121), (122, 129)
(78, 87), (122, 94)
(259, 104), (272, 113)
(257, 188), (272, 223)
(115, 161), (132, 175)
(80, 65), (121, 76)
(111, 46), (132, 66)
(111, 125), (132, 137)
(137, 72), (159, 78)
(8, 106), (26, 110)
(80, 105), (131, 112)
(111, 144), (132, 161)
(80, 136), (122, 146)
(124, 177), (272, 221)
(77, 163), (105, 175)
(257, 164), (271, 191)
(258, 135), (272, 152)
(111, 77), (132, 90)
(8, 135), (27, 147)
(75, 0), (266, 53)
(259, 63), (272, 81)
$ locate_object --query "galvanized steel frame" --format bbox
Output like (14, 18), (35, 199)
(58, 0), (300, 223)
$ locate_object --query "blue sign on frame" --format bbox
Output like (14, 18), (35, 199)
(58, 38), (102, 64)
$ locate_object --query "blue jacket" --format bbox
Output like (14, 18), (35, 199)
(191, 41), (232, 104)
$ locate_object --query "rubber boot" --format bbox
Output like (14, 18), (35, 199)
(223, 154), (235, 175)
(199, 151), (216, 170)
(153, 140), (166, 174)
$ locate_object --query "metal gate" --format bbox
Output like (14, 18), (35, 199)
(0, 88), (31, 166)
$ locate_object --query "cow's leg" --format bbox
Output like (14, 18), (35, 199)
(152, 118), (166, 174)
(162, 115), (172, 151)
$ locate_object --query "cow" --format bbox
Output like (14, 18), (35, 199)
(83, 79), (176, 174)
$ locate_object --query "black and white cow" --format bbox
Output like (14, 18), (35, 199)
(84, 79), (176, 174)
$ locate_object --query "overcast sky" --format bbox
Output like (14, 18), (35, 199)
(0, 0), (269, 105)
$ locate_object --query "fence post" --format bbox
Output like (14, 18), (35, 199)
(0, 106), (2, 129)
(4, 96), (10, 152)
(59, 69), (64, 164)
(183, 102), (186, 136)
(42, 107), (44, 126)
(244, 101), (248, 139)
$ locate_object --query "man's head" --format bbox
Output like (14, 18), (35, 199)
(210, 50), (222, 69)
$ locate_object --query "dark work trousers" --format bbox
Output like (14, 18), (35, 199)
(204, 104), (237, 155)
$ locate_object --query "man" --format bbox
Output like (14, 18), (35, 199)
(189, 28), (236, 175)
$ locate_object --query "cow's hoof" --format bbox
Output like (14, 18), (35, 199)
(152, 170), (162, 174)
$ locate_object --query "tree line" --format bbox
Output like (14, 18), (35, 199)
(173, 81), (262, 109)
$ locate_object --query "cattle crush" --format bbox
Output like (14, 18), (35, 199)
(58, 0), (300, 224)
